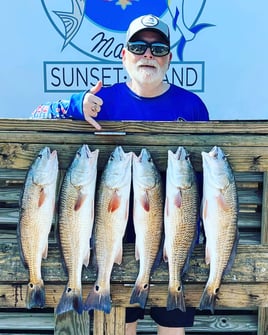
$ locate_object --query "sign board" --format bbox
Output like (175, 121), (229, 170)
(1, 1), (267, 120)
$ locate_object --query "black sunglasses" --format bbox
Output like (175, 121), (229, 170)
(127, 41), (170, 57)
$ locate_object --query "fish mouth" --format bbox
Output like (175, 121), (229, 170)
(174, 147), (189, 160)
(208, 146), (219, 158)
(139, 148), (151, 162)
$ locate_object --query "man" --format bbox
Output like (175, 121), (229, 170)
(32, 14), (209, 335)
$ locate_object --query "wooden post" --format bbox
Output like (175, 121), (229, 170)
(94, 307), (125, 335)
(54, 311), (90, 335)
(258, 172), (268, 335)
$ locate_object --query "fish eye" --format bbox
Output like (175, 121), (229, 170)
(37, 154), (43, 159)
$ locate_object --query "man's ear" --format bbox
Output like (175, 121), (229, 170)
(122, 48), (127, 65)
(168, 52), (172, 68)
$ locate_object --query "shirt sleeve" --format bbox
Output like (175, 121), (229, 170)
(30, 92), (86, 120)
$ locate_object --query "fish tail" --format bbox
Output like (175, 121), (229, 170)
(129, 283), (149, 309)
(84, 286), (111, 314)
(166, 287), (186, 312)
(26, 281), (45, 309)
(199, 287), (216, 313)
(56, 287), (83, 315)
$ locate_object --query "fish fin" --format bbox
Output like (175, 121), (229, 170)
(26, 280), (45, 309)
(56, 287), (83, 315)
(135, 245), (140, 261)
(163, 244), (168, 263)
(151, 235), (164, 272)
(202, 199), (208, 220)
(125, 199), (130, 221)
(74, 192), (87, 211)
(165, 197), (169, 216)
(223, 228), (240, 275)
(17, 224), (27, 268)
(83, 249), (90, 267)
(205, 245), (210, 265)
(84, 285), (112, 314)
(114, 245), (123, 265)
(174, 191), (182, 208)
(216, 193), (229, 211)
(91, 199), (94, 221)
(182, 235), (196, 276)
(199, 287), (217, 314)
(42, 242), (48, 260)
(130, 282), (149, 309)
(108, 191), (121, 212)
(141, 191), (150, 212)
(167, 286), (186, 312)
(38, 188), (46, 207)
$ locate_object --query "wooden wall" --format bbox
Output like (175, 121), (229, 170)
(0, 119), (268, 334)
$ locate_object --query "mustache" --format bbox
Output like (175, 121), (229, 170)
(136, 59), (159, 68)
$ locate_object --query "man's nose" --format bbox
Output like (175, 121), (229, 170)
(143, 47), (153, 58)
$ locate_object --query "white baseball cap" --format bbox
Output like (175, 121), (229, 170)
(126, 14), (170, 45)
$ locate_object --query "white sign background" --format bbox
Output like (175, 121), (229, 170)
(0, 1), (267, 120)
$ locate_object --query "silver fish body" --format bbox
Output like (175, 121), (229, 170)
(84, 146), (132, 314)
(200, 146), (239, 313)
(17, 147), (58, 309)
(56, 144), (99, 315)
(164, 147), (199, 312)
(130, 148), (164, 309)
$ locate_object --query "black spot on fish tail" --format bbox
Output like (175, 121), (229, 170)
(26, 282), (45, 309)
(129, 283), (149, 309)
(55, 287), (83, 315)
(84, 285), (112, 314)
(166, 286), (186, 312)
(199, 288), (217, 314)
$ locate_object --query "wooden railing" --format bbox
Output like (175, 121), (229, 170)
(0, 119), (268, 334)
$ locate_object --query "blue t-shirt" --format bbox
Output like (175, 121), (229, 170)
(31, 83), (209, 121)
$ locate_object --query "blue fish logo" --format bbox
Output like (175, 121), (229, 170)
(54, 0), (85, 50)
(42, 0), (214, 61)
(168, 0), (214, 60)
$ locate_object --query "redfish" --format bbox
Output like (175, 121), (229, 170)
(17, 147), (58, 309)
(130, 148), (164, 309)
(200, 146), (239, 313)
(164, 147), (199, 312)
(56, 144), (99, 315)
(84, 146), (132, 314)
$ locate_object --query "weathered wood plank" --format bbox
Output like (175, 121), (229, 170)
(258, 171), (268, 335)
(93, 307), (125, 335)
(1, 243), (268, 284)
(1, 282), (268, 310)
(1, 142), (268, 172)
(1, 242), (268, 310)
(1, 131), (268, 149)
(1, 119), (268, 134)
(0, 310), (258, 333)
(54, 311), (90, 335)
